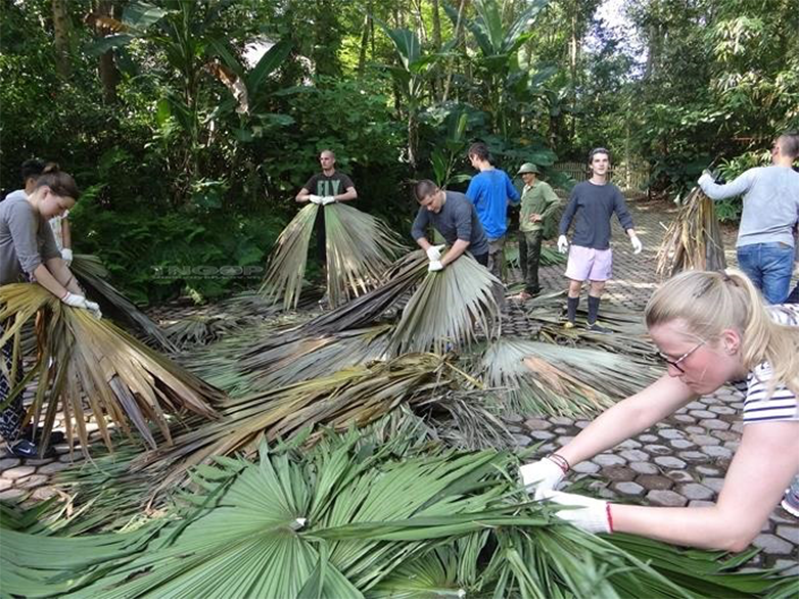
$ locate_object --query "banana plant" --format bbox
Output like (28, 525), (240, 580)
(374, 18), (448, 168)
(445, 0), (549, 139)
(430, 109), (472, 188)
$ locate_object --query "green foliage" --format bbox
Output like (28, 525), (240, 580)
(70, 199), (284, 305)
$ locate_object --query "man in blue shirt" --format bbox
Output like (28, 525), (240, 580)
(466, 142), (520, 279)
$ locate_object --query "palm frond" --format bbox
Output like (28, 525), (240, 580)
(324, 202), (407, 308)
(389, 252), (502, 355)
(261, 203), (407, 310)
(527, 290), (648, 336)
(260, 203), (319, 310)
(3, 432), (788, 599)
(480, 337), (661, 418)
(71, 254), (176, 352)
(0, 283), (222, 456)
(656, 187), (727, 278)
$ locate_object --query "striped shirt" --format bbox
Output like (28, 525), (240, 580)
(732, 304), (798, 424)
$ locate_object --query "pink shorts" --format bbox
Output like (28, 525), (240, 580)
(564, 246), (613, 281)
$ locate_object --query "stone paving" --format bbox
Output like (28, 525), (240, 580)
(0, 198), (797, 572)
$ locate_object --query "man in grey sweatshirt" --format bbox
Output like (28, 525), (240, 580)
(699, 133), (799, 304)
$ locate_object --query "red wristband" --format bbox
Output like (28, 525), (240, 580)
(606, 503), (614, 533)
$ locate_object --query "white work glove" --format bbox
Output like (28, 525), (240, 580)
(557, 235), (569, 254)
(520, 458), (566, 500)
(697, 172), (714, 188)
(426, 244), (446, 262)
(630, 235), (642, 255)
(61, 293), (102, 319)
(321, 196), (336, 205)
(308, 195), (323, 205)
(542, 490), (612, 534)
(428, 260), (444, 272)
(61, 248), (73, 265)
(85, 300), (102, 320)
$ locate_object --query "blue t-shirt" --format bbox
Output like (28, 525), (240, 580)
(466, 169), (520, 240)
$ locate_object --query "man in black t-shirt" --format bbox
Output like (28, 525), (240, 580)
(296, 149), (358, 268)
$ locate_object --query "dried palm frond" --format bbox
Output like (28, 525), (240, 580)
(299, 250), (429, 336)
(131, 353), (459, 489)
(324, 202), (406, 307)
(188, 325), (394, 396)
(163, 314), (244, 350)
(527, 290), (648, 336)
(480, 337), (661, 418)
(260, 203), (318, 310)
(0, 284), (222, 457)
(3, 431), (791, 599)
(389, 252), (502, 355)
(260, 203), (407, 310)
(656, 186), (727, 278)
(71, 254), (175, 352)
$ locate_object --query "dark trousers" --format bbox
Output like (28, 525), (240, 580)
(472, 252), (489, 267)
(0, 320), (24, 442)
(519, 229), (543, 294)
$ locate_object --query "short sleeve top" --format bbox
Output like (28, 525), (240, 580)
(731, 304), (799, 424)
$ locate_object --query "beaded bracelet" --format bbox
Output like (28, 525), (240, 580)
(547, 453), (570, 473)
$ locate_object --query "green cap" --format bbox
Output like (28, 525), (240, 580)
(517, 162), (540, 175)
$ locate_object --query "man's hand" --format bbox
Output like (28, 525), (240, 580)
(428, 260), (444, 272)
(529, 213), (543, 223)
(542, 490), (612, 534)
(557, 235), (569, 254)
(61, 248), (73, 265)
(519, 458), (565, 499)
(308, 195), (323, 205)
(61, 292), (91, 310)
(426, 244), (446, 262)
(321, 196), (336, 205)
(630, 235), (643, 255)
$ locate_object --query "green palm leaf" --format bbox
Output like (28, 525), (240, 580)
(390, 252), (502, 355)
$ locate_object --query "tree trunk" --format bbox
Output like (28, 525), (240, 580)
(96, 0), (120, 103)
(568, 9), (579, 140)
(431, 0), (442, 49)
(442, 0), (466, 102)
(357, 8), (371, 75)
(52, 0), (72, 79)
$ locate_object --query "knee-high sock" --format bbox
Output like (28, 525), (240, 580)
(567, 296), (579, 323)
(587, 295), (601, 325)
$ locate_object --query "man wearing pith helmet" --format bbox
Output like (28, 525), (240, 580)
(514, 162), (560, 301)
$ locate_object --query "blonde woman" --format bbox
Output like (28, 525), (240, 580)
(521, 269), (798, 551)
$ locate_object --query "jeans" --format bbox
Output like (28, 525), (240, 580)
(518, 229), (543, 294)
(736, 242), (795, 304)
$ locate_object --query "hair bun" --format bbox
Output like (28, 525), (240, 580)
(42, 162), (61, 174)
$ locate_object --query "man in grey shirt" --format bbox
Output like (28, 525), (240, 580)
(699, 132), (799, 304)
(411, 179), (490, 271)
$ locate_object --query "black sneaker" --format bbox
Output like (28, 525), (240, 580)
(8, 439), (56, 460)
(588, 323), (613, 334)
(22, 426), (66, 445)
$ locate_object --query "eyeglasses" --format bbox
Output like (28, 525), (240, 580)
(656, 340), (706, 373)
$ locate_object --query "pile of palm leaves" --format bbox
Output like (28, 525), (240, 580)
(656, 186), (727, 278)
(389, 252), (502, 355)
(527, 290), (648, 337)
(71, 254), (175, 352)
(480, 337), (661, 418)
(0, 284), (222, 455)
(130, 352), (464, 491)
(260, 203), (405, 310)
(2, 430), (794, 598)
